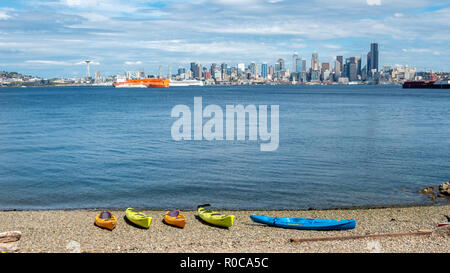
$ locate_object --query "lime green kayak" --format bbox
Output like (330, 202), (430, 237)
(125, 208), (152, 228)
(197, 204), (234, 228)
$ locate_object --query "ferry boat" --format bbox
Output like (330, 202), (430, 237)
(402, 71), (450, 89)
(169, 79), (204, 87)
(402, 79), (450, 89)
(113, 78), (169, 88)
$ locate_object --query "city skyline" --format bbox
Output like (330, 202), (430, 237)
(1, 0), (450, 78)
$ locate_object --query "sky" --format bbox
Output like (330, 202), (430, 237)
(0, 0), (449, 78)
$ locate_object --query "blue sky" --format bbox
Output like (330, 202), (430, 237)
(0, 0), (449, 78)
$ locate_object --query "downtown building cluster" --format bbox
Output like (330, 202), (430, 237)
(174, 43), (382, 85)
(169, 43), (428, 85)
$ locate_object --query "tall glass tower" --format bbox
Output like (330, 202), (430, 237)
(367, 43), (379, 76)
(261, 63), (268, 79)
(292, 53), (298, 73)
(311, 52), (319, 71)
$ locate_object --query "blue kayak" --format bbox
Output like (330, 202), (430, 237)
(250, 215), (356, 230)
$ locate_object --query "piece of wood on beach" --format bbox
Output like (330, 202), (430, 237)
(0, 231), (22, 243)
(290, 230), (433, 243)
(0, 242), (19, 253)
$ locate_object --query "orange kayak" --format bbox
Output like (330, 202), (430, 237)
(95, 211), (117, 230)
(163, 210), (186, 228)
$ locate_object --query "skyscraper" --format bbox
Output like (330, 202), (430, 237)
(345, 57), (358, 82)
(275, 58), (285, 73)
(295, 57), (305, 74)
(95, 70), (101, 83)
(190, 63), (202, 79)
(190, 62), (196, 75)
(334, 59), (341, 77)
(221, 63), (228, 78)
(249, 62), (258, 77)
(268, 65), (274, 78)
(299, 58), (307, 82)
(210, 63), (217, 74)
(367, 43), (379, 76)
(336, 56), (344, 73)
(167, 65), (172, 80)
(177, 67), (186, 76)
(360, 54), (367, 80)
(311, 52), (319, 71)
(261, 63), (268, 79)
(321, 62), (330, 81)
(292, 53), (298, 73)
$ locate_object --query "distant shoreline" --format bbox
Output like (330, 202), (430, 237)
(1, 82), (404, 88)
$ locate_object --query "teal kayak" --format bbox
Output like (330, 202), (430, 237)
(250, 215), (356, 230)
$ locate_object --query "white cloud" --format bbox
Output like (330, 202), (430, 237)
(79, 12), (110, 22)
(25, 60), (73, 65)
(401, 48), (442, 56)
(0, 11), (11, 20)
(124, 61), (142, 65)
(367, 0), (381, 6)
(65, 0), (81, 6)
(62, 0), (137, 13)
(323, 44), (341, 50)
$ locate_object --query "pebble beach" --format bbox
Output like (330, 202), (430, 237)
(1, 204), (449, 253)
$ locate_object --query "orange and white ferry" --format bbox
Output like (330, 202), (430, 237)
(113, 78), (170, 88)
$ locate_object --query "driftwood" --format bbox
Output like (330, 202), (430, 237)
(0, 231), (22, 253)
(0, 242), (19, 253)
(290, 230), (433, 243)
(0, 231), (22, 243)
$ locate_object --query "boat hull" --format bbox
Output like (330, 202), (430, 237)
(250, 215), (356, 230)
(113, 78), (170, 88)
(125, 208), (152, 228)
(402, 81), (450, 89)
(169, 80), (204, 86)
(198, 207), (234, 228)
(94, 213), (117, 230)
(163, 210), (186, 228)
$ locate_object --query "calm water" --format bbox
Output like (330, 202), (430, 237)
(1, 85), (449, 210)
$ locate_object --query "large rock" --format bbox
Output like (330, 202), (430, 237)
(439, 182), (450, 196)
(418, 186), (436, 194)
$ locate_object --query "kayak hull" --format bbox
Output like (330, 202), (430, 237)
(164, 210), (186, 228)
(94, 213), (117, 230)
(125, 208), (152, 229)
(250, 215), (356, 231)
(198, 207), (234, 228)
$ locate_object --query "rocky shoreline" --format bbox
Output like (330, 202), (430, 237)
(419, 181), (450, 200)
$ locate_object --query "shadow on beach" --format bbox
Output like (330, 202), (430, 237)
(161, 219), (184, 229)
(123, 216), (149, 230)
(194, 215), (230, 230)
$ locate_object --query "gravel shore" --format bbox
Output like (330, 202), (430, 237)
(1, 205), (449, 253)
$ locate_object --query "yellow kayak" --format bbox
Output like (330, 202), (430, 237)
(125, 208), (152, 228)
(197, 204), (234, 228)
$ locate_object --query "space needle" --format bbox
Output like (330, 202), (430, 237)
(84, 60), (91, 78)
